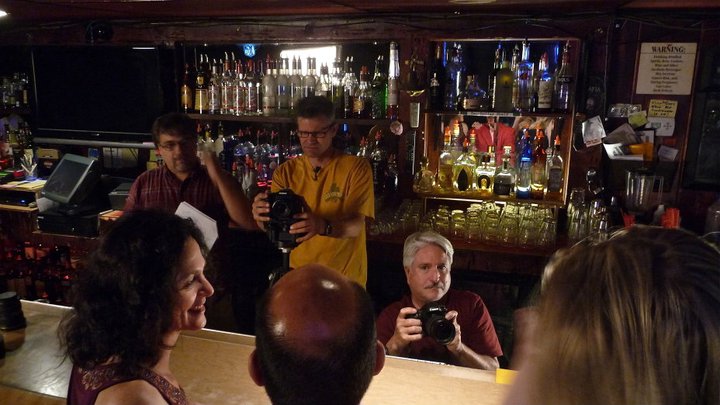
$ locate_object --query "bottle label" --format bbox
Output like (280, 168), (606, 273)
(477, 174), (492, 191)
(493, 182), (513, 196)
(547, 168), (563, 192)
(538, 81), (553, 109)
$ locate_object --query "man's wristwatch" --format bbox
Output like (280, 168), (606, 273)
(323, 220), (333, 236)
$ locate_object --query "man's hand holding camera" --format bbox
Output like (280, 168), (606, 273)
(252, 189), (328, 245)
(385, 303), (462, 357)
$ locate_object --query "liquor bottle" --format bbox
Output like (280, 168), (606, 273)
(370, 55), (387, 119)
(331, 58), (345, 117)
(461, 75), (489, 112)
(545, 135), (564, 200)
(475, 146), (495, 197)
(436, 126), (454, 193)
(515, 40), (534, 112)
(536, 52), (554, 112)
(428, 43), (445, 111)
(516, 129), (533, 199)
(530, 128), (548, 199)
(510, 44), (521, 110)
(413, 156), (435, 193)
(487, 42), (502, 110)
(180, 63), (194, 113)
(220, 54), (235, 115)
(245, 60), (260, 116)
(289, 56), (303, 112)
(316, 62), (331, 98)
(493, 146), (516, 198)
(452, 132), (477, 193)
(262, 56), (277, 117)
(356, 136), (369, 159)
(233, 58), (247, 116)
(354, 65), (370, 118)
(369, 131), (387, 196)
(194, 55), (209, 113)
(302, 57), (318, 98)
(385, 154), (399, 196)
(342, 56), (358, 119)
(276, 57), (290, 116)
(554, 41), (574, 113)
(208, 58), (221, 114)
(444, 43), (466, 111)
(387, 41), (400, 120)
(492, 56), (514, 112)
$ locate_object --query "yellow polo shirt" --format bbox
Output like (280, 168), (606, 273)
(271, 154), (374, 286)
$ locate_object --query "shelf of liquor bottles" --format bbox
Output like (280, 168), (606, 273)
(188, 112), (384, 127)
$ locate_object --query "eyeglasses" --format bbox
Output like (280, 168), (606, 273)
(296, 124), (334, 139)
(158, 139), (194, 151)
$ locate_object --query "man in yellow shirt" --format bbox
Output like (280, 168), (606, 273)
(251, 96), (374, 286)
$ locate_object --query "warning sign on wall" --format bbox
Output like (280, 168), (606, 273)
(636, 42), (697, 95)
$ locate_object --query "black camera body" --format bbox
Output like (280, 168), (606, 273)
(265, 189), (306, 249)
(407, 302), (456, 345)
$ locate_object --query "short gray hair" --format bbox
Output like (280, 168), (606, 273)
(402, 231), (454, 269)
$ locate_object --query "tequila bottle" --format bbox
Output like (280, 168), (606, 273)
(413, 156), (435, 193)
(475, 146), (495, 197)
(436, 126), (454, 193)
(452, 134), (477, 193)
(530, 128), (548, 199)
(545, 135), (564, 200)
(493, 146), (516, 198)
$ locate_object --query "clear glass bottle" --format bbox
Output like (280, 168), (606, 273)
(545, 135), (564, 200)
(331, 58), (345, 117)
(436, 125), (454, 193)
(233, 58), (246, 116)
(475, 146), (495, 197)
(515, 129), (532, 199)
(554, 41), (574, 113)
(342, 56), (358, 119)
(493, 146), (516, 198)
(353, 65), (371, 118)
(452, 132), (477, 193)
(515, 40), (534, 112)
(220, 53), (235, 115)
(413, 156), (435, 193)
(302, 56), (317, 98)
(208, 58), (221, 114)
(262, 57), (277, 117)
(462, 75), (489, 112)
(536, 52), (554, 112)
(387, 41), (400, 120)
(530, 128), (548, 199)
(289, 56), (303, 112)
(275, 57), (290, 116)
(316, 62), (330, 98)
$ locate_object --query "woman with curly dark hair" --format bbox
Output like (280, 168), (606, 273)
(59, 210), (214, 405)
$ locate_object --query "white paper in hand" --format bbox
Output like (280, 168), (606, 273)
(175, 201), (218, 249)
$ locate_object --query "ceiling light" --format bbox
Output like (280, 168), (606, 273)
(0, 10), (8, 18)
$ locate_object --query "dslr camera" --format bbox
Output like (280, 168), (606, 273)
(407, 302), (456, 345)
(265, 188), (306, 249)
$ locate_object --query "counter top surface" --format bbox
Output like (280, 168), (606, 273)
(1, 301), (510, 405)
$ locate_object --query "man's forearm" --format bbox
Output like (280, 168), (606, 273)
(449, 343), (499, 370)
(213, 170), (258, 230)
(325, 213), (365, 238)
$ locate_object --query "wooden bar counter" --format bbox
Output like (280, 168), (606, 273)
(0, 301), (510, 405)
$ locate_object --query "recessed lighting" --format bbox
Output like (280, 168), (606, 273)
(0, 10), (8, 18)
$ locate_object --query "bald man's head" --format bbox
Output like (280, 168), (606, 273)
(252, 264), (383, 405)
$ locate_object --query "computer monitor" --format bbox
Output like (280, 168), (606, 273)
(41, 154), (101, 205)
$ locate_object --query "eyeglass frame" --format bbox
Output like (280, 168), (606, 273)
(157, 138), (196, 151)
(296, 123), (336, 139)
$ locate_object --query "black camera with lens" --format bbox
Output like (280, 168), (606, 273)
(407, 302), (456, 345)
(265, 189), (306, 249)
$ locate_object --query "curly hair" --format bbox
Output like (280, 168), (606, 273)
(58, 210), (207, 376)
(528, 225), (720, 405)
